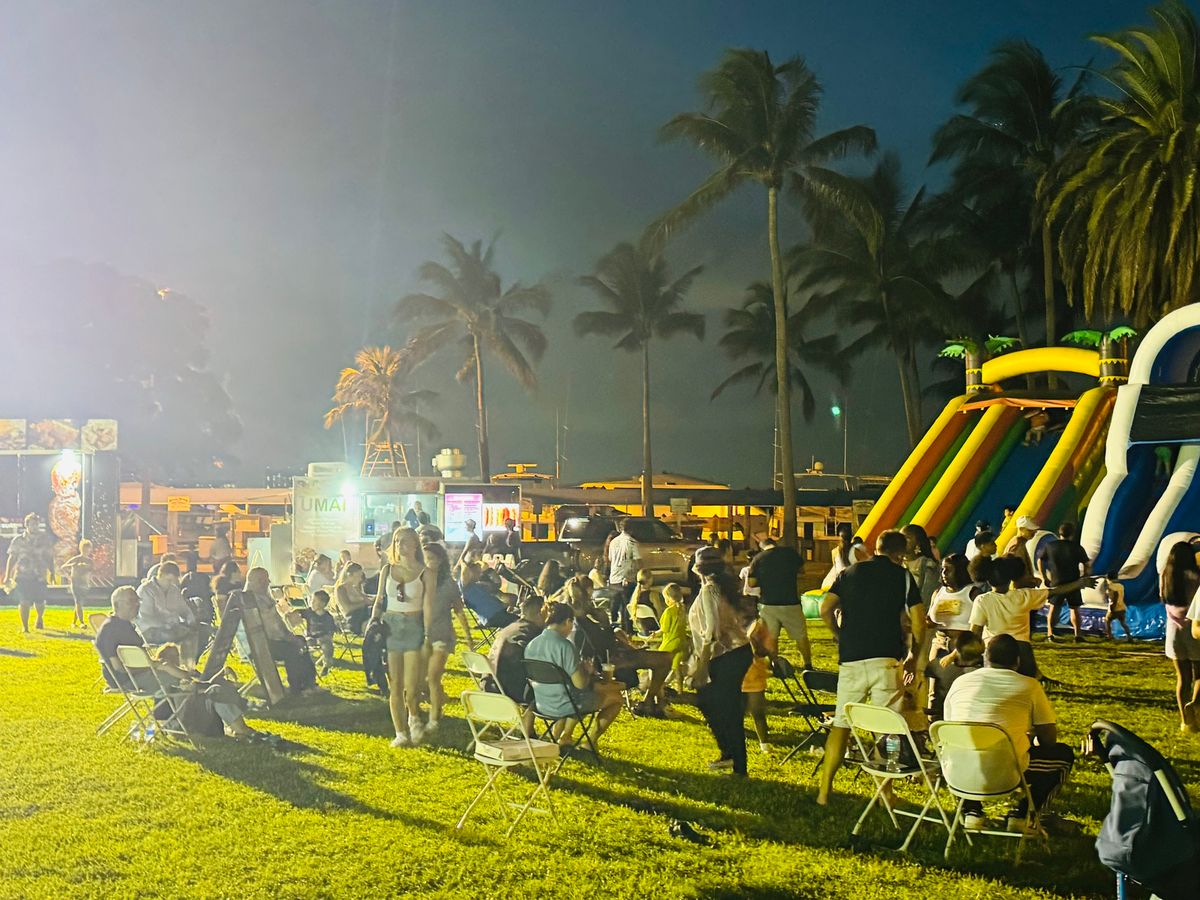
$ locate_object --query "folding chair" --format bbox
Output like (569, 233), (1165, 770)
(331, 611), (361, 664)
(930, 720), (1047, 863)
(632, 602), (660, 637)
(777, 663), (836, 771)
(456, 690), (561, 837)
(523, 658), (601, 761)
(115, 645), (199, 750)
(460, 606), (498, 651)
(94, 651), (149, 739)
(462, 650), (500, 692)
(844, 702), (950, 852)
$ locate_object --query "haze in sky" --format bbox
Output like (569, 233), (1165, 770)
(0, 1), (1175, 485)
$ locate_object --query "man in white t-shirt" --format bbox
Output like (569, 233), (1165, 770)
(964, 521), (990, 560)
(607, 519), (641, 631)
(943, 634), (1075, 832)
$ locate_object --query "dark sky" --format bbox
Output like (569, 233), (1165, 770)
(0, 1), (1176, 486)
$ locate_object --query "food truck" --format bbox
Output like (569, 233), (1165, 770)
(289, 463), (520, 577)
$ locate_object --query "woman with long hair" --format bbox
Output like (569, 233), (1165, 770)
(689, 547), (753, 776)
(823, 522), (869, 590)
(1160, 541), (1200, 731)
(333, 562), (372, 634)
(306, 553), (335, 599)
(537, 559), (567, 599)
(421, 541), (472, 732)
(370, 528), (433, 747)
(211, 559), (242, 619)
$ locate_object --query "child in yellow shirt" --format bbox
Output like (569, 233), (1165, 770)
(653, 583), (689, 693)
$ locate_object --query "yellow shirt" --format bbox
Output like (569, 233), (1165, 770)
(657, 604), (688, 655)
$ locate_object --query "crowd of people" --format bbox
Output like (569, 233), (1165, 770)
(47, 502), (1196, 837)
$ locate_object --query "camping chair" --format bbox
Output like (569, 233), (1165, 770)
(523, 658), (601, 762)
(844, 702), (950, 852)
(1086, 719), (1199, 900)
(777, 663), (837, 771)
(456, 691), (560, 838)
(114, 645), (198, 750)
(929, 720), (1046, 863)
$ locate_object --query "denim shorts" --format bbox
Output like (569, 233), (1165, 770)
(383, 613), (425, 654)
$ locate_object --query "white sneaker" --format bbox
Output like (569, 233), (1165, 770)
(409, 717), (425, 745)
(1006, 815), (1045, 837)
(759, 742), (771, 754)
(389, 733), (410, 748)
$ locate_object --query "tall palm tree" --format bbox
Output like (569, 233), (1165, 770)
(575, 242), (705, 515)
(650, 48), (875, 546)
(396, 234), (551, 479)
(1045, 1), (1200, 326)
(323, 346), (438, 476)
(930, 39), (1093, 345)
(713, 282), (847, 484)
(796, 154), (959, 447)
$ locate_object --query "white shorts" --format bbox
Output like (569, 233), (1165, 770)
(758, 603), (809, 642)
(833, 657), (904, 729)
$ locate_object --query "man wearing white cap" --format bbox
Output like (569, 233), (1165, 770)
(1003, 516), (1041, 579)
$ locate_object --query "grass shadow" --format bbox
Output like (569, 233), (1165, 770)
(0, 648), (36, 658)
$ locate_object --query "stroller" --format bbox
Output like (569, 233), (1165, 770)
(1085, 719), (1198, 899)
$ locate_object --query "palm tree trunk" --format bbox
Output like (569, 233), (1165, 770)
(1041, 225), (1055, 345)
(641, 340), (654, 517)
(768, 185), (797, 548)
(880, 287), (921, 447)
(473, 333), (491, 480)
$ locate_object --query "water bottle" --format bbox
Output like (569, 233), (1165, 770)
(884, 734), (902, 772)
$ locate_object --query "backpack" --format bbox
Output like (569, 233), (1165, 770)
(362, 620), (389, 696)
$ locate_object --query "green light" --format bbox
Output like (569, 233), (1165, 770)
(830, 405), (842, 417)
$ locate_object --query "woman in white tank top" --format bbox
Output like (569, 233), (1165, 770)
(370, 527), (433, 748)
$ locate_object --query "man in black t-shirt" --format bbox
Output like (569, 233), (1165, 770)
(1034, 522), (1091, 642)
(746, 536), (811, 669)
(816, 529), (926, 806)
(488, 597), (545, 701)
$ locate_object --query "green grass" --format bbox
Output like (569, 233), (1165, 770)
(1, 607), (1196, 899)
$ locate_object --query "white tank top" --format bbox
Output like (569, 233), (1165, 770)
(384, 568), (424, 614)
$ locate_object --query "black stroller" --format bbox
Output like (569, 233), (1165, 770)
(1085, 719), (1198, 899)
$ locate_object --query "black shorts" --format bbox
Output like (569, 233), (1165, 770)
(1052, 590), (1083, 609)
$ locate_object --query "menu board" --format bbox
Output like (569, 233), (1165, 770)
(444, 492), (483, 543)
(0, 418), (118, 454)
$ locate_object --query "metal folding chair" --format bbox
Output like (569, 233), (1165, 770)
(778, 663), (837, 770)
(523, 658), (601, 761)
(331, 611), (361, 664)
(94, 653), (151, 739)
(930, 720), (1047, 862)
(462, 606), (499, 651)
(115, 645), (199, 750)
(844, 702), (951, 852)
(456, 691), (561, 837)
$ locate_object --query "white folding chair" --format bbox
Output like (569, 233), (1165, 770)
(930, 720), (1047, 862)
(844, 702), (951, 852)
(461, 650), (498, 692)
(115, 645), (198, 750)
(456, 691), (561, 837)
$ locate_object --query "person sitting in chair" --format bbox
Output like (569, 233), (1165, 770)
(96, 587), (260, 739)
(524, 601), (623, 747)
(488, 595), (546, 701)
(136, 561), (201, 663)
(942, 634), (1075, 832)
(241, 567), (320, 695)
(459, 562), (518, 628)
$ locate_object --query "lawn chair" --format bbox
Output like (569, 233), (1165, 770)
(844, 702), (950, 852)
(1086, 719), (1198, 900)
(115, 645), (198, 750)
(777, 663), (836, 771)
(930, 720), (1045, 863)
(456, 690), (561, 837)
(523, 658), (601, 761)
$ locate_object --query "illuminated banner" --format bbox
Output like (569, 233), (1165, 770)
(0, 418), (118, 454)
(444, 492), (483, 542)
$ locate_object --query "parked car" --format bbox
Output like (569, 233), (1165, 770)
(557, 515), (700, 586)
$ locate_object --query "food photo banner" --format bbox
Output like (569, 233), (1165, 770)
(0, 419), (118, 454)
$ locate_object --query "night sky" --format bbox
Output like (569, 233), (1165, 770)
(0, 1), (1180, 486)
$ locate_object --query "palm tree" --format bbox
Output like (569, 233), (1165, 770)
(1045, 1), (1200, 327)
(574, 242), (705, 515)
(930, 39), (1093, 345)
(650, 48), (875, 546)
(395, 234), (551, 479)
(323, 346), (438, 476)
(796, 154), (959, 447)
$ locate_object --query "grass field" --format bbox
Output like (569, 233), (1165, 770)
(1, 606), (1196, 899)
